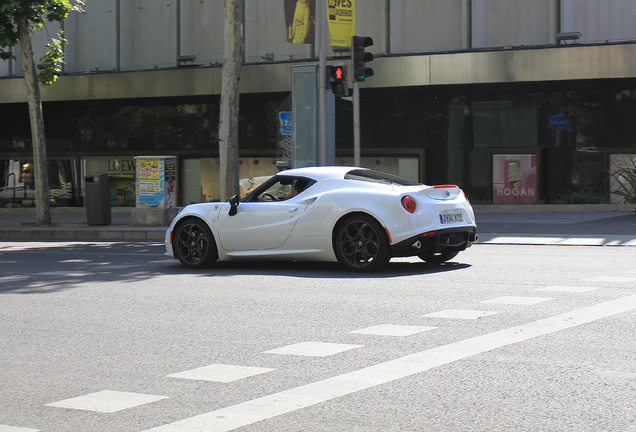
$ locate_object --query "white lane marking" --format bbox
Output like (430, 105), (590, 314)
(348, 324), (436, 337)
(481, 296), (554, 305)
(480, 236), (564, 245)
(142, 294), (636, 432)
(0, 276), (29, 284)
(0, 242), (122, 251)
(34, 271), (91, 277)
(0, 426), (41, 432)
(421, 309), (500, 320)
(478, 235), (636, 246)
(45, 390), (168, 413)
(263, 342), (363, 357)
(91, 264), (141, 269)
(582, 276), (636, 283)
(167, 364), (276, 383)
(535, 285), (598, 293)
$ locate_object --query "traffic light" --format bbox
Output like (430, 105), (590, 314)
(352, 36), (374, 82)
(327, 65), (348, 97)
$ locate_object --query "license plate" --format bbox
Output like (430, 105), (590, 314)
(440, 212), (463, 224)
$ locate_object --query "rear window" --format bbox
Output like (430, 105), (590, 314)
(344, 169), (420, 186)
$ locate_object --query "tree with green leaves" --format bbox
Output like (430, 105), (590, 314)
(0, 0), (84, 225)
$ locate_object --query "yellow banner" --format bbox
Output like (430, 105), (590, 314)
(327, 0), (355, 47)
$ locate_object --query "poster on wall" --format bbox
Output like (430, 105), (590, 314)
(135, 156), (176, 208)
(492, 153), (538, 204)
(284, 0), (316, 44)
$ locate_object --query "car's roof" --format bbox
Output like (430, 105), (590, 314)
(277, 166), (364, 181)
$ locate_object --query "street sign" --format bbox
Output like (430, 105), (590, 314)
(279, 111), (292, 136)
(549, 115), (571, 130)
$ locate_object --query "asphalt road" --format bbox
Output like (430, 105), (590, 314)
(1, 242), (635, 431)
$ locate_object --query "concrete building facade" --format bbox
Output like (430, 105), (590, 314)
(1, 0), (635, 207)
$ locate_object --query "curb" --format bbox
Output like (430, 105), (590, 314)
(472, 203), (635, 212)
(0, 228), (166, 242)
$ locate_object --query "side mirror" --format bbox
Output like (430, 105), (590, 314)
(228, 194), (239, 216)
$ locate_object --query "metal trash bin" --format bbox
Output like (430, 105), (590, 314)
(85, 173), (111, 225)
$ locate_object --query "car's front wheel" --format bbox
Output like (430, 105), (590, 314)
(173, 218), (218, 268)
(335, 215), (390, 272)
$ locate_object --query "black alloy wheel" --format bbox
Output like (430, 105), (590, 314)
(335, 215), (390, 272)
(173, 218), (218, 268)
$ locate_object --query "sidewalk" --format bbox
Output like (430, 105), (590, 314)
(0, 208), (166, 242)
(0, 205), (634, 246)
(475, 209), (636, 246)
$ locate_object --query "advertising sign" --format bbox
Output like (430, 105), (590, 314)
(135, 156), (176, 208)
(285, 0), (316, 44)
(492, 153), (538, 204)
(327, 0), (355, 46)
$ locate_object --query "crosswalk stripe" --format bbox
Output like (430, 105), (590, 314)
(143, 293), (636, 432)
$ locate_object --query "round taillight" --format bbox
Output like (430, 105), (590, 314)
(401, 195), (416, 213)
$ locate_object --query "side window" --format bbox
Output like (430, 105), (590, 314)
(257, 180), (292, 201)
(251, 177), (312, 201)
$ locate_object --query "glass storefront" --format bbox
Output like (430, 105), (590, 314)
(1, 81), (635, 207)
(0, 158), (80, 207)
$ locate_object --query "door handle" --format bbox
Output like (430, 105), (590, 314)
(288, 207), (298, 213)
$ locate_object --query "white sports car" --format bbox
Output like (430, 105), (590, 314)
(165, 166), (477, 272)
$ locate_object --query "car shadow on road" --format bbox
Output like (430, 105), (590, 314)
(0, 242), (471, 294)
(164, 259), (472, 279)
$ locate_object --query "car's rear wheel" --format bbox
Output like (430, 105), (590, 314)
(335, 215), (390, 272)
(418, 250), (459, 264)
(173, 218), (218, 268)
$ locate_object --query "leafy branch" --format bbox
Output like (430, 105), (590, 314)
(38, 30), (66, 85)
(610, 155), (636, 204)
(0, 0), (84, 85)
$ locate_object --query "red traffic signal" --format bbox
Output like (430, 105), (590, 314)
(329, 65), (346, 81)
(327, 65), (348, 97)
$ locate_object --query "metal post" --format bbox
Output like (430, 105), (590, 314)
(317, 0), (328, 165)
(353, 80), (360, 167)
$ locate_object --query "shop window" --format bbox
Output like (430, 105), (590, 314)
(0, 159), (79, 207)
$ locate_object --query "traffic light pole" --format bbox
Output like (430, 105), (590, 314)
(317, 0), (328, 166)
(353, 80), (361, 167)
(351, 36), (373, 168)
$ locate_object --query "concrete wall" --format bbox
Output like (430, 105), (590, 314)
(2, 0), (636, 78)
(563, 0), (636, 42)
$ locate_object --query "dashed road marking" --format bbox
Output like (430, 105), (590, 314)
(167, 364), (276, 383)
(348, 324), (436, 337)
(582, 276), (636, 283)
(480, 296), (554, 305)
(0, 425), (41, 432)
(45, 390), (168, 413)
(142, 294), (636, 432)
(421, 309), (500, 320)
(535, 285), (598, 293)
(34, 271), (91, 277)
(0, 276), (29, 283)
(263, 341), (364, 357)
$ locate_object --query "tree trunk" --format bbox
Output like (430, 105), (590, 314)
(218, 0), (244, 201)
(18, 17), (51, 225)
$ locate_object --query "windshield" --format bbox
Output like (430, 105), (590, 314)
(344, 169), (420, 186)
